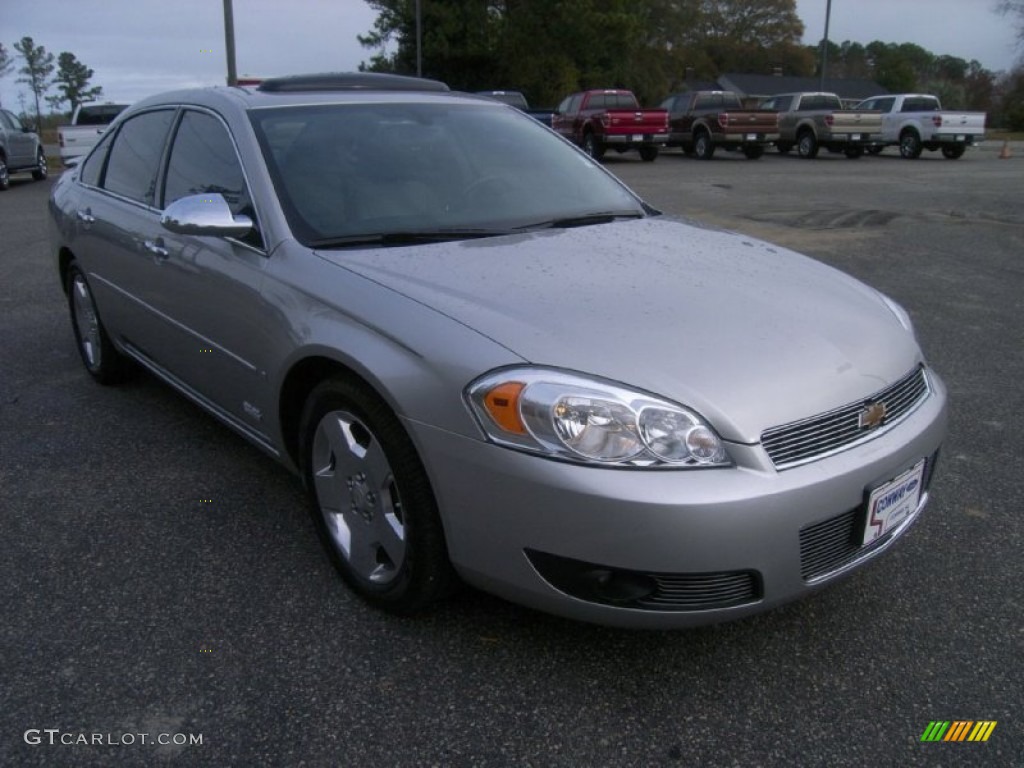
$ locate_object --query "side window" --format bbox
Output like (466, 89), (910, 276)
(875, 98), (895, 113)
(1, 110), (21, 130)
(568, 94), (583, 113)
(587, 94), (606, 110)
(79, 130), (116, 187)
(164, 110), (262, 248)
(556, 96), (571, 114)
(103, 110), (175, 206)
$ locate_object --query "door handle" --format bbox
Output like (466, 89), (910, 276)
(144, 240), (169, 259)
(76, 209), (95, 224)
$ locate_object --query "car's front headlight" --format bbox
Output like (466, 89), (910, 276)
(466, 368), (730, 468)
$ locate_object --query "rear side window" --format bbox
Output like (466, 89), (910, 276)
(103, 110), (175, 206)
(79, 130), (115, 187)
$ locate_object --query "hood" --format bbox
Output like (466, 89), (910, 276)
(318, 217), (921, 442)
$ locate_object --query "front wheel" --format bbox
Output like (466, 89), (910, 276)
(742, 145), (765, 160)
(797, 131), (819, 159)
(300, 377), (454, 614)
(32, 150), (48, 181)
(638, 146), (658, 162)
(941, 145), (966, 160)
(67, 263), (129, 384)
(899, 131), (922, 159)
(0, 155), (9, 190)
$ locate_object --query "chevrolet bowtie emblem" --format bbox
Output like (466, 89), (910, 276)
(859, 401), (887, 429)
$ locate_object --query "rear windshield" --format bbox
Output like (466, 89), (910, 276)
(249, 101), (643, 245)
(77, 105), (129, 126)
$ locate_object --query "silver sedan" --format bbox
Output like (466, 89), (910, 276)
(48, 73), (946, 628)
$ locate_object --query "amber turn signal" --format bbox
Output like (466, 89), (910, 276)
(483, 382), (527, 434)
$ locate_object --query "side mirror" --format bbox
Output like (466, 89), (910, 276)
(161, 193), (252, 238)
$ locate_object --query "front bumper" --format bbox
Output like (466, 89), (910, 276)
(409, 372), (947, 628)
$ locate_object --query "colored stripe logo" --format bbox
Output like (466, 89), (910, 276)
(921, 721), (997, 742)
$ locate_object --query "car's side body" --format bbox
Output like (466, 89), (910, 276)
(0, 108), (47, 189)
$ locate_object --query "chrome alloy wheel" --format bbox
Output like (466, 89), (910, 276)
(310, 410), (406, 584)
(71, 273), (102, 370)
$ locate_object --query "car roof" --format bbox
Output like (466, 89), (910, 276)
(126, 72), (487, 118)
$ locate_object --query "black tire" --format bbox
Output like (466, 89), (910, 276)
(899, 130), (922, 159)
(67, 263), (129, 384)
(844, 146), (864, 159)
(941, 145), (966, 160)
(581, 132), (605, 160)
(0, 154), (9, 191)
(32, 150), (48, 181)
(694, 132), (715, 160)
(639, 146), (658, 162)
(797, 130), (819, 159)
(866, 145), (884, 156)
(300, 377), (454, 614)
(742, 145), (765, 160)
(776, 142), (793, 155)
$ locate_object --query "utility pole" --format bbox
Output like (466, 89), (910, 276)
(224, 0), (238, 86)
(819, 0), (832, 91)
(415, 0), (423, 77)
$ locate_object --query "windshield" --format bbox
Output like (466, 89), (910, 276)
(249, 101), (645, 246)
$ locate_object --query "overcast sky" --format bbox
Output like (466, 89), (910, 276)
(1, 0), (1019, 110)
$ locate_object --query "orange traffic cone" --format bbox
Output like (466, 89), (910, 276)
(999, 141), (1012, 159)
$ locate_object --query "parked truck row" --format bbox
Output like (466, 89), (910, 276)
(488, 87), (986, 163)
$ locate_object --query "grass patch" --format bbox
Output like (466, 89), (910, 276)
(986, 129), (1024, 141)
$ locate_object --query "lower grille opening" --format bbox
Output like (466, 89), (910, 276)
(799, 450), (939, 581)
(525, 549), (762, 612)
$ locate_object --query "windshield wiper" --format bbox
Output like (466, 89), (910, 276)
(516, 211), (645, 231)
(310, 229), (510, 249)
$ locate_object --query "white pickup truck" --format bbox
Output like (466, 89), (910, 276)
(57, 102), (130, 163)
(854, 93), (986, 159)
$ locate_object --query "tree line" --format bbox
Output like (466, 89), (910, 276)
(0, 37), (102, 130)
(359, 0), (1024, 129)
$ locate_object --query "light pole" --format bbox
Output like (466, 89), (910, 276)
(819, 0), (832, 91)
(224, 0), (238, 86)
(415, 0), (423, 77)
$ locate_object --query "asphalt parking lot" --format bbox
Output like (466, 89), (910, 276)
(2, 147), (1021, 767)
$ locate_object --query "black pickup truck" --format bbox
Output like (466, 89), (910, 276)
(475, 90), (555, 128)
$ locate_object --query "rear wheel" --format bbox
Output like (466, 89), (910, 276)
(694, 132), (715, 160)
(581, 132), (605, 160)
(32, 150), (48, 181)
(67, 263), (129, 384)
(797, 130), (819, 159)
(0, 154), (9, 190)
(844, 146), (864, 159)
(742, 145), (765, 160)
(941, 145), (966, 159)
(899, 130), (922, 159)
(638, 146), (658, 162)
(300, 377), (454, 614)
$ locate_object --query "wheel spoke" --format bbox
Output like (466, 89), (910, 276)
(372, 484), (406, 568)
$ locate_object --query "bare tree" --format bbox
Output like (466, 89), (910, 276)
(14, 36), (55, 132)
(997, 1), (1024, 50)
(0, 43), (14, 108)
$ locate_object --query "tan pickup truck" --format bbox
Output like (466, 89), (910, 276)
(760, 92), (881, 159)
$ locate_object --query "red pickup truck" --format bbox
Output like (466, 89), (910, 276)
(552, 89), (669, 162)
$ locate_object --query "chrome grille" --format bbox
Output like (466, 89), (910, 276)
(762, 366), (929, 469)
(638, 571), (759, 610)
(799, 508), (860, 580)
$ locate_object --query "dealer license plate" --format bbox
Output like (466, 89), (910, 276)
(745, 133), (757, 140)
(862, 460), (925, 545)
(849, 133), (862, 141)
(632, 134), (643, 141)
(955, 134), (965, 141)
